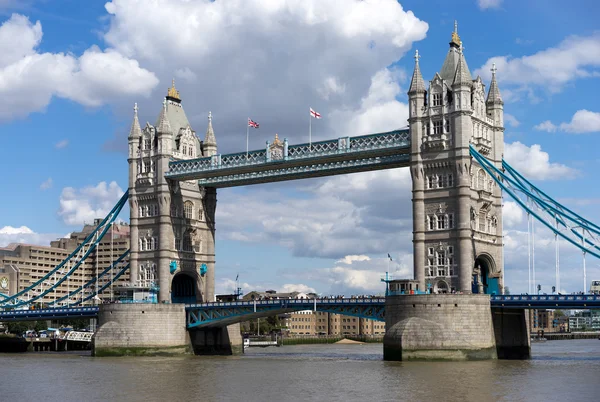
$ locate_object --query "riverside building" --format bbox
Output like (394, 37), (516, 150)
(0, 220), (131, 306)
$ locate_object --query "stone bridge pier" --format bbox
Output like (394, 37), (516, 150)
(92, 304), (243, 356)
(383, 294), (530, 361)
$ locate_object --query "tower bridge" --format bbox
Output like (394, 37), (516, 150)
(2, 23), (599, 360)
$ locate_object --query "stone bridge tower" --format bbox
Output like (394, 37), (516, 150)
(409, 22), (505, 295)
(127, 81), (217, 303)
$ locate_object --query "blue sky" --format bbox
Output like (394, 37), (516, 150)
(1, 0), (599, 296)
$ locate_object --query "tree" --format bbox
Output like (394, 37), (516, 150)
(60, 318), (89, 330)
(554, 310), (565, 317)
(6, 321), (29, 335)
(34, 321), (48, 332)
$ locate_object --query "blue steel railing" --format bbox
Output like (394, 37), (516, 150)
(166, 129), (409, 176)
(491, 294), (600, 303)
(186, 297), (386, 309)
(0, 307), (99, 321)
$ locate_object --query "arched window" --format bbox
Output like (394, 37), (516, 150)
(198, 209), (204, 221)
(477, 169), (486, 190)
(142, 238), (148, 251)
(184, 201), (193, 219)
(478, 210), (487, 232)
(139, 239), (143, 251)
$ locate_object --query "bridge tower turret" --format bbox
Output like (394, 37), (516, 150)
(408, 49), (427, 290)
(128, 80), (216, 304)
(127, 103), (142, 284)
(409, 22), (504, 295)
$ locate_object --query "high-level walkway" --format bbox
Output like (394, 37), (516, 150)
(165, 130), (410, 187)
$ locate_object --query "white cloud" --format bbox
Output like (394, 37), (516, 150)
(101, 0), (427, 150)
(217, 167), (413, 259)
(477, 0), (503, 10)
(40, 177), (52, 190)
(317, 76), (346, 100)
(0, 225), (61, 247)
(280, 284), (316, 294)
(320, 255), (412, 294)
(217, 278), (256, 296)
(54, 139), (69, 149)
(336, 255), (371, 265)
(330, 68), (409, 135)
(504, 141), (577, 180)
(515, 38), (533, 46)
(534, 110), (600, 134)
(534, 120), (557, 133)
(474, 34), (600, 99)
(174, 67), (196, 82)
(502, 201), (523, 228)
(57, 181), (124, 226)
(504, 113), (520, 128)
(0, 14), (159, 121)
(559, 110), (600, 133)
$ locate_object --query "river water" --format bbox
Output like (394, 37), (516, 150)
(1, 340), (599, 401)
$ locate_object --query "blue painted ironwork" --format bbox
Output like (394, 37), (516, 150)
(0, 307), (99, 321)
(48, 250), (130, 307)
(470, 146), (600, 259)
(185, 298), (386, 328)
(490, 294), (600, 309)
(71, 264), (130, 306)
(169, 260), (177, 274)
(0, 191), (129, 308)
(194, 154), (410, 187)
(165, 129), (410, 187)
(199, 263), (207, 276)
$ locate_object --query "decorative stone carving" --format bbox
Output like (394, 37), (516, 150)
(426, 202), (447, 214)
(269, 134), (284, 160)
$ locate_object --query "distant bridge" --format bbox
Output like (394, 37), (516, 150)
(1, 295), (599, 324)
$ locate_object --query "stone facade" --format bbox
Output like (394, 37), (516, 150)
(92, 303), (189, 356)
(127, 81), (217, 303)
(409, 23), (504, 295)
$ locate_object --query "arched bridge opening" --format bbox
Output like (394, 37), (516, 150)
(171, 273), (197, 304)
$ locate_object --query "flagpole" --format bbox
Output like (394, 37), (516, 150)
(309, 108), (312, 151)
(246, 120), (249, 159)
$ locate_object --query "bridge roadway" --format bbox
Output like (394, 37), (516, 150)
(1, 295), (599, 326)
(164, 129), (411, 187)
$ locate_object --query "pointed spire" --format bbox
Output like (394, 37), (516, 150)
(157, 97), (172, 134)
(450, 19), (461, 48)
(486, 63), (503, 105)
(453, 46), (472, 86)
(408, 49), (426, 94)
(167, 78), (181, 102)
(129, 102), (142, 139)
(204, 111), (216, 146)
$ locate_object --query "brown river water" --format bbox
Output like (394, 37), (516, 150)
(0, 340), (599, 402)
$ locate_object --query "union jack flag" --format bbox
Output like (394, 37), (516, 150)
(310, 108), (321, 119)
(248, 118), (259, 128)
